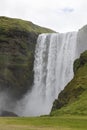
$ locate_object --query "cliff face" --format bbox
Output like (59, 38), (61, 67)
(0, 16), (54, 100)
(76, 25), (87, 57)
(51, 50), (87, 115)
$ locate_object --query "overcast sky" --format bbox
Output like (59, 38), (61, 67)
(0, 0), (87, 32)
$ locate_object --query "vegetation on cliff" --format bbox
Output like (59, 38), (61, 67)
(0, 16), (54, 100)
(51, 50), (87, 116)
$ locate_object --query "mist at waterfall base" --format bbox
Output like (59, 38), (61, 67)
(15, 32), (80, 117)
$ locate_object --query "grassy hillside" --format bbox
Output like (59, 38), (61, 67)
(51, 50), (87, 116)
(0, 16), (54, 101)
(0, 16), (54, 34)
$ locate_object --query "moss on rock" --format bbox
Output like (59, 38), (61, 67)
(0, 16), (54, 100)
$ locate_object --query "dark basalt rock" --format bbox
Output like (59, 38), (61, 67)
(0, 110), (18, 117)
(0, 16), (54, 101)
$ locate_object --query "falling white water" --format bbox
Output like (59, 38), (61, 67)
(16, 32), (78, 116)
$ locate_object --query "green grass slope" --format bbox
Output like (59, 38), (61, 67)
(0, 16), (54, 34)
(0, 16), (54, 100)
(51, 51), (87, 116)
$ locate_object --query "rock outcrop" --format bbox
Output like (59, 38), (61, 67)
(0, 16), (54, 100)
(0, 110), (18, 117)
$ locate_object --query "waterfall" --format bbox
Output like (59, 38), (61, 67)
(16, 32), (77, 116)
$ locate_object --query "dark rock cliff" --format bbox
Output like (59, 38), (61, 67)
(0, 16), (54, 100)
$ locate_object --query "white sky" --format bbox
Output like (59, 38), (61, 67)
(0, 0), (87, 32)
